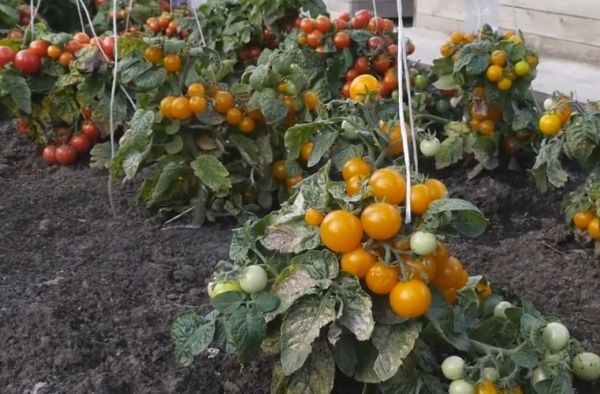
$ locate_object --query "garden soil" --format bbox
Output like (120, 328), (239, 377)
(1, 120), (598, 394)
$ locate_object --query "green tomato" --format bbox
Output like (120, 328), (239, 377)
(435, 99), (451, 113)
(481, 367), (499, 382)
(285, 81), (297, 95)
(410, 231), (438, 256)
(239, 265), (268, 293)
(542, 322), (570, 352)
(420, 138), (440, 157)
(341, 120), (359, 140)
(530, 367), (548, 385)
(391, 89), (400, 100)
(414, 75), (428, 90)
(493, 301), (513, 319)
(572, 352), (600, 381)
(208, 280), (242, 299)
(448, 379), (473, 394)
(441, 355), (465, 381)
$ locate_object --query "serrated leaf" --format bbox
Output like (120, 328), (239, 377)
(435, 136), (464, 169)
(372, 323), (421, 381)
(227, 306), (267, 362)
(252, 292), (280, 313)
(164, 135), (183, 154)
(230, 133), (260, 165)
(261, 221), (320, 254)
(336, 275), (374, 341)
(284, 339), (334, 394)
(171, 312), (216, 367)
(307, 130), (338, 167)
(190, 154), (232, 196)
(280, 295), (336, 375)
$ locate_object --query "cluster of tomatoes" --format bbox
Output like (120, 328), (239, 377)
(143, 46), (184, 73)
(468, 87), (504, 137)
(572, 210), (600, 241)
(238, 27), (279, 60)
(538, 95), (572, 137)
(39, 108), (100, 166)
(145, 12), (190, 39)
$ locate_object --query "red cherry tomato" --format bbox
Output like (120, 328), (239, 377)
(14, 49), (41, 74)
(81, 122), (100, 141)
(70, 134), (91, 153)
(29, 40), (48, 58)
(0, 46), (15, 66)
(42, 146), (57, 164)
(55, 145), (77, 166)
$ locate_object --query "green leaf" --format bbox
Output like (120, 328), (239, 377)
(267, 265), (320, 321)
(149, 161), (185, 205)
(331, 143), (364, 171)
(227, 306), (267, 362)
(109, 109), (155, 180)
(164, 135), (184, 154)
(433, 74), (460, 91)
(425, 288), (471, 351)
(291, 249), (339, 281)
(171, 312), (216, 367)
(252, 292), (280, 313)
(534, 370), (574, 394)
(285, 123), (319, 160)
(230, 225), (254, 261)
(297, 163), (331, 210)
(334, 334), (358, 377)
(284, 339), (335, 394)
(280, 295), (336, 375)
(230, 134), (260, 165)
(532, 138), (568, 191)
(424, 198), (489, 237)
(307, 130), (338, 167)
(260, 95), (288, 125)
(136, 68), (168, 91)
(211, 291), (244, 314)
(335, 275), (374, 341)
(372, 323), (421, 381)
(435, 136), (464, 169)
(249, 64), (269, 91)
(190, 154), (232, 196)
(89, 141), (112, 170)
(120, 57), (152, 84)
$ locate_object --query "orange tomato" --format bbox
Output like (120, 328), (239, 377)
(389, 279), (432, 318)
(190, 96), (207, 114)
(272, 160), (287, 182)
(171, 97), (193, 120)
(410, 184), (432, 215)
(300, 142), (314, 163)
(163, 54), (182, 72)
(440, 287), (457, 304)
(425, 179), (448, 201)
(305, 207), (325, 226)
(474, 381), (499, 394)
(239, 116), (256, 133)
(47, 45), (62, 60)
(587, 218), (600, 240)
(368, 168), (406, 205)
(432, 256), (467, 290)
(342, 157), (371, 181)
(214, 91), (235, 114)
(58, 52), (74, 67)
(406, 256), (437, 282)
(159, 96), (177, 118)
(226, 107), (243, 125)
(187, 83), (206, 97)
(479, 120), (495, 136)
(360, 202), (402, 240)
(303, 91), (319, 110)
(490, 50), (507, 67)
(346, 176), (362, 196)
(286, 175), (303, 188)
(320, 210), (363, 253)
(449, 31), (464, 44)
(349, 74), (380, 102)
(341, 248), (377, 278)
(573, 211), (594, 230)
(366, 262), (399, 295)
(144, 47), (163, 64)
(485, 65), (503, 82)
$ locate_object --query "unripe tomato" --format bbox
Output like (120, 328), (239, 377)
(342, 157), (371, 181)
(368, 168), (406, 205)
(420, 138), (440, 157)
(481, 367), (499, 383)
(365, 262), (398, 295)
(410, 231), (437, 255)
(449, 379), (474, 394)
(441, 355), (465, 380)
(341, 247), (376, 278)
(320, 210), (363, 253)
(572, 352), (600, 381)
(530, 367), (547, 385)
(239, 265), (268, 293)
(493, 301), (513, 319)
(55, 145), (77, 166)
(388, 279), (431, 318)
(542, 322), (570, 352)
(208, 280), (242, 299)
(360, 202), (402, 240)
(414, 75), (428, 89)
(14, 49), (41, 74)
(514, 60), (530, 77)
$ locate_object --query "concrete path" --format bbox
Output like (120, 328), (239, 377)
(406, 27), (600, 101)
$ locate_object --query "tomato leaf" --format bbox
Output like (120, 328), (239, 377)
(297, 163), (331, 210)
(335, 275), (374, 341)
(212, 291), (244, 314)
(251, 292), (280, 313)
(280, 294), (336, 375)
(230, 133), (261, 165)
(333, 333), (358, 377)
(425, 288), (471, 351)
(266, 265), (320, 322)
(283, 338), (334, 394)
(110, 109), (155, 180)
(190, 154), (232, 196)
(261, 221), (320, 254)
(307, 130), (338, 167)
(260, 95), (288, 125)
(89, 141), (112, 170)
(434, 136), (464, 169)
(149, 161), (186, 206)
(331, 143), (364, 171)
(1, 73), (31, 114)
(227, 305), (267, 362)
(532, 138), (568, 191)
(136, 68), (168, 91)
(171, 311), (216, 367)
(533, 370), (574, 394)
(423, 198), (489, 238)
(372, 323), (421, 381)
(164, 135), (184, 155)
(285, 122), (319, 160)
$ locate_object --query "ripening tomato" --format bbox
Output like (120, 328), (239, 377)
(272, 160), (287, 182)
(320, 210), (363, 253)
(303, 91), (319, 110)
(29, 40), (48, 58)
(369, 168), (406, 204)
(346, 176), (362, 196)
(190, 96), (207, 114)
(349, 74), (380, 102)
(82, 106), (93, 120)
(365, 262), (398, 295)
(70, 134), (91, 153)
(333, 31), (351, 50)
(315, 15), (331, 33)
(73, 32), (91, 44)
(385, 124), (406, 155)
(373, 54), (391, 73)
(14, 49), (41, 74)
(341, 247), (376, 278)
(102, 36), (115, 59)
(383, 68), (398, 91)
(46, 45), (62, 60)
(144, 47), (163, 64)
(514, 60), (530, 77)
(58, 52), (74, 67)
(163, 53), (182, 72)
(587, 218), (600, 240)
(55, 145), (77, 166)
(490, 50), (507, 67)
(573, 211), (594, 230)
(342, 157), (371, 181)
(81, 122), (100, 141)
(0, 46), (16, 66)
(389, 279), (432, 318)
(42, 145), (57, 164)
(476, 282), (493, 298)
(410, 184), (432, 215)
(286, 175), (303, 188)
(342, 81), (351, 98)
(300, 142), (313, 163)
(361, 202), (402, 240)
(352, 9), (372, 29)
(305, 207), (324, 226)
(214, 91), (235, 114)
(63, 39), (83, 55)
(159, 96), (176, 118)
(299, 18), (315, 33)
(425, 178), (448, 201)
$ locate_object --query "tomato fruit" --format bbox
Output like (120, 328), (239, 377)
(342, 157), (371, 181)
(432, 256), (467, 290)
(190, 96), (207, 114)
(514, 60), (530, 76)
(171, 97), (193, 120)
(354, 56), (370, 73)
(449, 380), (474, 394)
(239, 116), (256, 133)
(29, 40), (48, 58)
(539, 114), (561, 136)
(163, 54), (182, 72)
(435, 99), (450, 113)
(304, 207), (324, 226)
(73, 32), (90, 44)
(361, 202), (402, 240)
(349, 74), (380, 102)
(81, 122), (100, 141)
(474, 381), (498, 394)
(14, 49), (41, 74)
(425, 178), (448, 200)
(55, 145), (77, 166)
(373, 54), (391, 73)
(352, 9), (372, 28)
(187, 83), (206, 97)
(239, 265), (268, 293)
(307, 30), (324, 48)
(42, 146), (57, 164)
(303, 91), (319, 110)
(70, 134), (91, 153)
(226, 107), (243, 125)
(333, 32), (351, 49)
(542, 322), (570, 352)
(300, 142), (313, 163)
(389, 279), (431, 318)
(320, 210), (363, 253)
(341, 247), (376, 278)
(0, 46), (15, 66)
(573, 211), (594, 230)
(346, 176), (362, 196)
(441, 355), (465, 380)
(588, 218), (600, 239)
(486, 65), (503, 82)
(414, 75), (428, 89)
(490, 50), (507, 66)
(272, 160), (287, 182)
(208, 280), (242, 299)
(17, 118), (28, 135)
(572, 352), (600, 381)
(214, 91), (235, 114)
(315, 15), (330, 33)
(58, 52), (74, 67)
(369, 168), (406, 205)
(102, 36), (115, 59)
(493, 301), (513, 319)
(144, 47), (163, 64)
(299, 18), (315, 34)
(410, 231), (437, 255)
(530, 367), (547, 385)
(479, 120), (495, 136)
(420, 138), (440, 157)
(365, 262), (398, 295)
(410, 184), (432, 215)
(367, 36), (385, 50)
(497, 78), (512, 91)
(482, 368), (499, 383)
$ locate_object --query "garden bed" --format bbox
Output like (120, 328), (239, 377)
(1, 119), (598, 393)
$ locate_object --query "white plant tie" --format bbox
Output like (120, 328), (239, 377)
(402, 35), (418, 175)
(125, 0), (134, 32)
(395, 0), (412, 224)
(190, 6), (207, 47)
(371, 0), (380, 31)
(106, 0), (120, 216)
(29, 0), (37, 39)
(75, 0), (86, 33)
(77, 0), (110, 61)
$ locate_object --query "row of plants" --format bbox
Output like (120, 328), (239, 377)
(1, 1), (600, 393)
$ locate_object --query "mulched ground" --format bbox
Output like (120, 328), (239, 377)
(0, 119), (598, 393)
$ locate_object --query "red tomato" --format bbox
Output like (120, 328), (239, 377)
(248, 45), (261, 60)
(70, 134), (91, 153)
(0, 46), (15, 66)
(335, 19), (348, 30)
(339, 12), (351, 22)
(9, 31), (24, 40)
(346, 68), (359, 82)
(17, 118), (28, 135)
(367, 36), (385, 50)
(90, 37), (102, 48)
(354, 56), (369, 73)
(81, 122), (100, 141)
(29, 40), (48, 58)
(307, 30), (324, 48)
(73, 32), (91, 44)
(387, 44), (398, 58)
(82, 106), (92, 119)
(333, 32), (351, 49)
(102, 36), (115, 59)
(14, 49), (41, 74)
(353, 9), (372, 28)
(64, 39), (83, 54)
(55, 145), (77, 166)
(315, 15), (331, 33)
(374, 54), (391, 73)
(342, 81), (351, 98)
(42, 146), (57, 164)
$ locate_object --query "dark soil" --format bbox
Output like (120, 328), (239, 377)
(1, 120), (599, 393)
